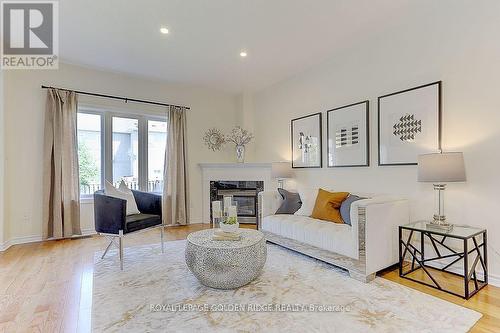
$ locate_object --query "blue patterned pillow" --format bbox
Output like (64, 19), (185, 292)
(340, 195), (365, 225)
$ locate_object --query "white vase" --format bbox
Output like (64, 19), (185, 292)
(235, 145), (245, 163)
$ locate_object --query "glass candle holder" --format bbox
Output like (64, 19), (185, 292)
(211, 200), (222, 228)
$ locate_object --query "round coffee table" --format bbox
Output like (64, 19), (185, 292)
(185, 229), (267, 289)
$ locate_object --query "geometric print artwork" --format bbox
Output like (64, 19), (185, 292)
(327, 100), (369, 167)
(335, 124), (359, 148)
(393, 114), (422, 142)
(378, 81), (441, 166)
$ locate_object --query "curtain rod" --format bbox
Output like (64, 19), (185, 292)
(41, 85), (190, 110)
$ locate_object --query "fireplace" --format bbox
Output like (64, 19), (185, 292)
(210, 181), (264, 224)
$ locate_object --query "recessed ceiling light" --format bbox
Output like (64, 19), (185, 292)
(160, 27), (169, 34)
(240, 51), (247, 57)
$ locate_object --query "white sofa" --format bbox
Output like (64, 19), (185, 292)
(258, 190), (410, 282)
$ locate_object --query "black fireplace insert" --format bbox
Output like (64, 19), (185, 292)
(210, 181), (264, 224)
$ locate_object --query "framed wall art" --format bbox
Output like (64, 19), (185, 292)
(291, 113), (322, 168)
(378, 81), (441, 166)
(327, 101), (369, 167)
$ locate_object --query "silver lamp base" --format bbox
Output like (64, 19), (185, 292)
(426, 184), (453, 232)
(427, 219), (453, 232)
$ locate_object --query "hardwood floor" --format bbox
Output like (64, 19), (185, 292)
(380, 267), (500, 333)
(0, 224), (498, 332)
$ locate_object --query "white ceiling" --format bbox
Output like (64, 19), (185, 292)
(59, 0), (428, 93)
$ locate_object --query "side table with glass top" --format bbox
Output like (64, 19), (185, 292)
(399, 221), (487, 299)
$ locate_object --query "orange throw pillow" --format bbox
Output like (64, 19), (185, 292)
(311, 189), (349, 223)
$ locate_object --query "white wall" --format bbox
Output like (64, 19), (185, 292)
(252, 3), (500, 280)
(0, 70), (5, 248)
(3, 63), (238, 242)
(235, 92), (257, 161)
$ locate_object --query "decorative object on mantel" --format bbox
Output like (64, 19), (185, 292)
(203, 128), (226, 151)
(225, 126), (254, 163)
(271, 162), (293, 188)
(418, 151), (466, 231)
(378, 81), (441, 166)
(291, 113), (322, 168)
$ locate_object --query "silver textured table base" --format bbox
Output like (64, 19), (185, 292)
(185, 229), (267, 289)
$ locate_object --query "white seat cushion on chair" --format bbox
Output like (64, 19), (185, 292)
(104, 180), (140, 216)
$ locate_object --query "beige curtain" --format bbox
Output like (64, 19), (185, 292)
(42, 88), (81, 239)
(162, 105), (189, 225)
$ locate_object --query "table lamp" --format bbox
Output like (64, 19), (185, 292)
(271, 162), (293, 189)
(417, 152), (466, 230)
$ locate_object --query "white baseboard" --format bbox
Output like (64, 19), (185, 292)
(81, 228), (97, 236)
(0, 228), (96, 252)
(189, 217), (204, 224)
(0, 235), (42, 251)
(489, 274), (500, 287)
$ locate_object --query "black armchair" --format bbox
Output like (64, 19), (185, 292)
(94, 190), (164, 269)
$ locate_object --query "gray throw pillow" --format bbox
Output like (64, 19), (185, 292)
(340, 195), (365, 226)
(275, 188), (302, 214)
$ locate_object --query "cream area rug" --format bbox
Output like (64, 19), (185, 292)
(92, 240), (481, 332)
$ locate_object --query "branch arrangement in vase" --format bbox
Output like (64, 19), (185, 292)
(225, 127), (254, 163)
(203, 126), (254, 163)
(225, 126), (254, 146)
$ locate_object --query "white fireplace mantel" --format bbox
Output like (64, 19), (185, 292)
(199, 163), (274, 224)
(199, 163), (272, 168)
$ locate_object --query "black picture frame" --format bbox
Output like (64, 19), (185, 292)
(377, 81), (442, 166)
(291, 112), (323, 168)
(326, 100), (370, 168)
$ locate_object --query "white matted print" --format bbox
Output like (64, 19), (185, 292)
(327, 101), (369, 167)
(378, 82), (441, 165)
(291, 113), (322, 168)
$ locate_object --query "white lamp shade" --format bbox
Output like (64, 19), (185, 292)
(271, 162), (293, 179)
(418, 152), (466, 183)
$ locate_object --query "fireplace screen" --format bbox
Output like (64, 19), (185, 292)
(233, 196), (256, 217)
(209, 180), (264, 224)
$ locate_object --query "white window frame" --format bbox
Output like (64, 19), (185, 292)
(77, 105), (167, 201)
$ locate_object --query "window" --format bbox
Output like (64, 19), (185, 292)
(148, 120), (167, 193)
(77, 113), (103, 195)
(77, 108), (167, 198)
(112, 117), (139, 189)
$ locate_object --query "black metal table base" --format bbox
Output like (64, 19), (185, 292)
(399, 227), (487, 299)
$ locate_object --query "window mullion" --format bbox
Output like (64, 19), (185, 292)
(100, 112), (105, 191)
(139, 116), (148, 192)
(104, 113), (112, 186)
